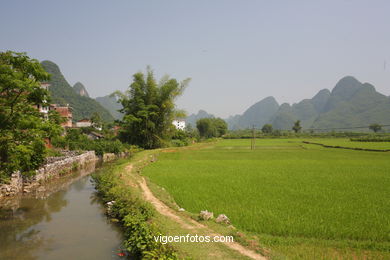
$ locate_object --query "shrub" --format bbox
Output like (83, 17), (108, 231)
(92, 162), (178, 259)
(351, 136), (390, 142)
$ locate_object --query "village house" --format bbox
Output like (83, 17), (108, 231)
(36, 83), (73, 127)
(173, 119), (186, 130)
(51, 104), (73, 128)
(75, 119), (92, 128)
(36, 82), (51, 119)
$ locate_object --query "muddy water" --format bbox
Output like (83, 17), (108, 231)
(0, 163), (125, 260)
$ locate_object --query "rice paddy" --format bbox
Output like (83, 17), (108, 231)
(142, 139), (390, 258)
(305, 138), (390, 150)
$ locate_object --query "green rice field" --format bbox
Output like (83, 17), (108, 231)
(142, 139), (390, 258)
(306, 138), (390, 150)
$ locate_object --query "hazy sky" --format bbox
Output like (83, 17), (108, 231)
(1, 0), (389, 117)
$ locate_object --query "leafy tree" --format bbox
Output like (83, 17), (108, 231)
(292, 120), (302, 133)
(214, 118), (228, 136)
(261, 124), (273, 134)
(91, 112), (102, 129)
(369, 123), (382, 133)
(196, 118), (216, 138)
(185, 123), (200, 140)
(196, 118), (227, 138)
(0, 51), (62, 181)
(185, 123), (194, 133)
(113, 67), (190, 148)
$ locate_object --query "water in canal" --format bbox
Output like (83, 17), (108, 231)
(0, 163), (126, 260)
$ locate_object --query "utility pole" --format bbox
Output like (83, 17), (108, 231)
(251, 125), (256, 150)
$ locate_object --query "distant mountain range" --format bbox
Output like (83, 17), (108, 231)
(95, 95), (123, 120)
(220, 76), (390, 131)
(73, 82), (89, 97)
(41, 61), (114, 122)
(40, 65), (390, 130)
(185, 110), (215, 126)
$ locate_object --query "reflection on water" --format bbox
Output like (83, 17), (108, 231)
(0, 164), (125, 260)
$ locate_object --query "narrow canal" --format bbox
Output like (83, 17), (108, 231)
(0, 163), (125, 260)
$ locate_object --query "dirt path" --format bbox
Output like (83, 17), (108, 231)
(136, 169), (266, 260)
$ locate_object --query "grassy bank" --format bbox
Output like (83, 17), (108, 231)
(142, 139), (390, 259)
(92, 156), (179, 260)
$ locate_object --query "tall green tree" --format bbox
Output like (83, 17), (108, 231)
(214, 118), (228, 136)
(196, 118), (227, 138)
(91, 112), (102, 129)
(0, 51), (62, 181)
(369, 123), (382, 133)
(196, 118), (217, 138)
(292, 120), (302, 133)
(113, 67), (190, 148)
(261, 124), (273, 134)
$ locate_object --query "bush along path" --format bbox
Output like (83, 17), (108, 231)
(93, 149), (267, 260)
(92, 158), (179, 260)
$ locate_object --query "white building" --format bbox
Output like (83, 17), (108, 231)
(76, 119), (92, 128)
(172, 119), (186, 131)
(37, 83), (51, 119)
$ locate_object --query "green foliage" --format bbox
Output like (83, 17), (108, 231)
(169, 127), (199, 147)
(52, 128), (129, 156)
(196, 117), (227, 138)
(90, 112), (102, 129)
(351, 136), (390, 142)
(184, 123), (200, 140)
(40, 60), (114, 122)
(369, 123), (382, 133)
(92, 161), (178, 259)
(114, 67), (190, 149)
(261, 124), (273, 134)
(46, 148), (63, 157)
(292, 120), (302, 133)
(0, 51), (62, 180)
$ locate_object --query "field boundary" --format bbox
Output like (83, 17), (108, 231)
(302, 141), (390, 152)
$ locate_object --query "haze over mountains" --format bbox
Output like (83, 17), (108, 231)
(95, 95), (123, 120)
(188, 76), (390, 131)
(40, 62), (390, 131)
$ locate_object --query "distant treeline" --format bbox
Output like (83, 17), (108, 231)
(223, 129), (390, 139)
(350, 136), (390, 142)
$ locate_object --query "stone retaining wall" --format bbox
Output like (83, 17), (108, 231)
(0, 151), (98, 198)
(0, 172), (23, 198)
(102, 151), (131, 163)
